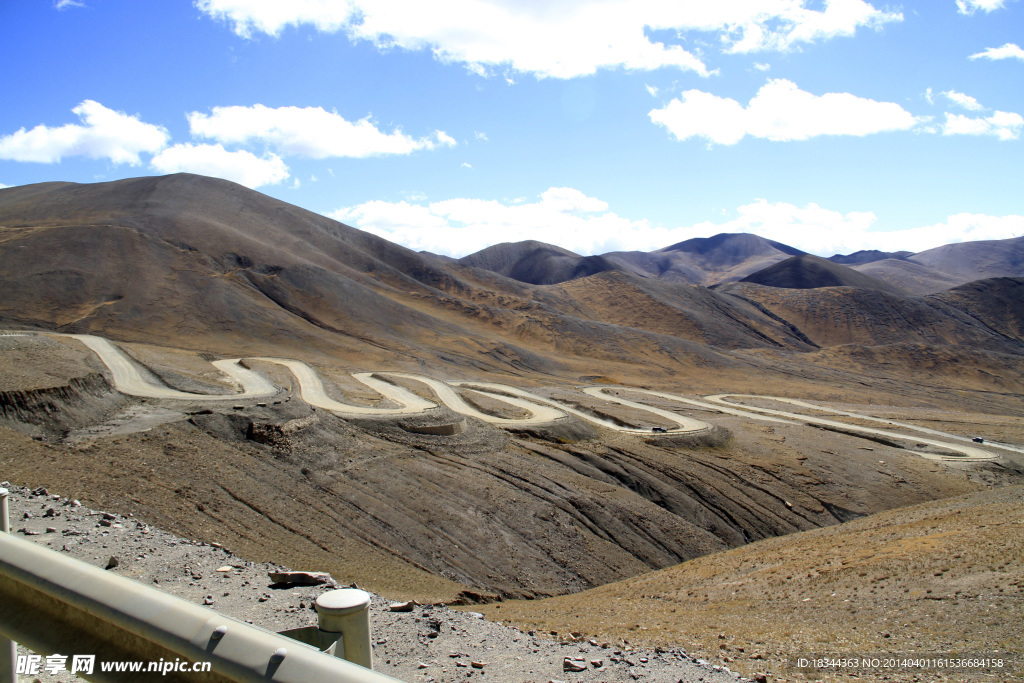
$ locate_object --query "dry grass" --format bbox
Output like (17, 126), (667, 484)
(480, 485), (1024, 682)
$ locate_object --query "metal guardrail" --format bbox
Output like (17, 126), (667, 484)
(0, 488), (404, 682)
(0, 488), (14, 683)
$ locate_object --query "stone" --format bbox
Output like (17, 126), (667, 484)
(563, 657), (587, 672)
(389, 600), (419, 612)
(105, 556), (119, 570)
(268, 570), (332, 586)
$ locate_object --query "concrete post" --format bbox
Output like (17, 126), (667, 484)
(0, 488), (9, 533)
(0, 487), (16, 683)
(315, 589), (373, 670)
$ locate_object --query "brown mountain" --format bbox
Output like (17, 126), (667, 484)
(851, 257), (964, 295)
(605, 232), (804, 285)
(3, 173), (1023, 606)
(851, 236), (1024, 295)
(4, 174), (1024, 372)
(737, 253), (908, 294)
(828, 249), (913, 265)
(458, 240), (619, 285)
(0, 174), (838, 381)
(718, 276), (1024, 350)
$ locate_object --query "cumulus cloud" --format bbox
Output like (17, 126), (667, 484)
(328, 190), (1024, 258)
(686, 201), (1024, 254)
(942, 111), (1024, 140)
(329, 188), (666, 257)
(54, 0), (86, 9)
(970, 43), (1024, 61)
(649, 79), (919, 145)
(0, 100), (169, 165)
(196, 0), (900, 79)
(187, 104), (454, 159)
(942, 89), (985, 111)
(150, 143), (289, 188)
(956, 0), (1007, 14)
(681, 200), (880, 255)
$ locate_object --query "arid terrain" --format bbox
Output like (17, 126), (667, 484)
(2, 174), (1023, 681)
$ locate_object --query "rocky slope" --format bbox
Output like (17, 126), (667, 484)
(482, 484), (1024, 683)
(3, 482), (745, 683)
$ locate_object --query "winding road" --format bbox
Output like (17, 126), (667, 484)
(35, 333), (1011, 462)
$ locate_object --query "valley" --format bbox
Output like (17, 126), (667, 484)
(2, 173), (1023, 681)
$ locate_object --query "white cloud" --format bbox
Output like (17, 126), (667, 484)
(682, 200), (881, 255)
(54, 0), (86, 9)
(942, 111), (1024, 140)
(461, 162), (473, 169)
(903, 213), (1024, 248)
(0, 182), (10, 189)
(474, 131), (488, 141)
(328, 190), (1024, 259)
(187, 104), (454, 158)
(942, 89), (985, 111)
(0, 100), (169, 165)
(649, 79), (919, 145)
(753, 62), (772, 71)
(150, 143), (289, 188)
(683, 200), (1024, 255)
(956, 0), (1007, 14)
(969, 43), (1024, 61)
(196, 0), (900, 79)
(328, 188), (664, 257)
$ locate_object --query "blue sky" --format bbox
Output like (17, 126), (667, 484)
(1, 0), (1022, 257)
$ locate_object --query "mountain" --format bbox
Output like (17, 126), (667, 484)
(851, 258), (964, 295)
(459, 240), (619, 285)
(828, 249), (912, 265)
(718, 276), (1024, 350)
(0, 174), (481, 363)
(737, 253), (907, 294)
(4, 175), (1023, 371)
(0, 174), (842, 382)
(605, 232), (804, 285)
(456, 231), (1024, 297)
(3, 173), (1024, 607)
(851, 236), (1024, 295)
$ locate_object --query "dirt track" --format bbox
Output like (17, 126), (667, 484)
(62, 332), (1001, 461)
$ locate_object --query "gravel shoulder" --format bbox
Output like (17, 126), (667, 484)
(3, 483), (748, 683)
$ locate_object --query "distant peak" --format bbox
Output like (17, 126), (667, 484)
(660, 232), (804, 257)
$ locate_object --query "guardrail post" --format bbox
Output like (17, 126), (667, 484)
(0, 487), (16, 683)
(315, 589), (373, 670)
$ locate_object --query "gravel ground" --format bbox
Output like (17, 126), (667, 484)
(3, 483), (749, 683)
